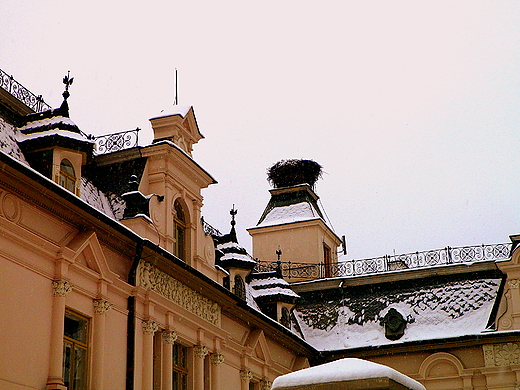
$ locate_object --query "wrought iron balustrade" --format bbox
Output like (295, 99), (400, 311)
(201, 217), (222, 237)
(254, 243), (512, 280)
(0, 68), (52, 112)
(93, 128), (140, 155)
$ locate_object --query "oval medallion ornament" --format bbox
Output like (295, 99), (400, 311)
(1, 193), (20, 222)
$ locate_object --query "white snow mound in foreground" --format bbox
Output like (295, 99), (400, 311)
(272, 358), (425, 390)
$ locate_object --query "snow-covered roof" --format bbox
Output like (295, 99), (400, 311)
(272, 358), (425, 390)
(294, 274), (501, 351)
(19, 128), (93, 144)
(0, 118), (28, 163)
(256, 202), (322, 228)
(151, 105), (192, 120)
(249, 275), (300, 300)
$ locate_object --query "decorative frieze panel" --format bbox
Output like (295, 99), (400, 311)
(483, 342), (520, 366)
(52, 280), (73, 297)
(136, 261), (221, 326)
(93, 298), (112, 314)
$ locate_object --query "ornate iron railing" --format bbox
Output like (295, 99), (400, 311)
(254, 243), (512, 280)
(93, 128), (140, 155)
(0, 68), (52, 112)
(201, 217), (222, 237)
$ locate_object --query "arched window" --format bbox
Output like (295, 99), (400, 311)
(173, 200), (186, 261)
(233, 275), (246, 300)
(59, 159), (76, 193)
(281, 307), (291, 328)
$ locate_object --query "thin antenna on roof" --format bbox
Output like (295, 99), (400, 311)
(174, 68), (178, 105)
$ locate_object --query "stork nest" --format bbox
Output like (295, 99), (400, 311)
(267, 159), (323, 189)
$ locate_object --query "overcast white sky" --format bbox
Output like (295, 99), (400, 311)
(2, 1), (520, 260)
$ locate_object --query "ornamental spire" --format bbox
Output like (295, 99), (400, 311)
(229, 205), (238, 242)
(60, 70), (74, 116)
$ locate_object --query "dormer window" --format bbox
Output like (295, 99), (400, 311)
(173, 200), (186, 261)
(59, 159), (76, 193)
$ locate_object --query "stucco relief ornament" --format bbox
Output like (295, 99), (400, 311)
(52, 280), (72, 297)
(136, 261), (221, 326)
(142, 319), (159, 335)
(240, 370), (254, 382)
(260, 380), (272, 390)
(93, 299), (112, 314)
(194, 345), (209, 358)
(483, 342), (520, 366)
(495, 343), (520, 366)
(509, 279), (520, 289)
(162, 330), (178, 344)
(210, 353), (225, 365)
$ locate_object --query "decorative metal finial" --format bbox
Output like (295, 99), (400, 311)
(276, 246), (282, 276)
(62, 70), (74, 100)
(230, 205), (237, 227)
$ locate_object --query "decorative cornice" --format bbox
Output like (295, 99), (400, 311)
(93, 298), (112, 314)
(260, 380), (273, 390)
(509, 279), (520, 289)
(136, 261), (221, 326)
(52, 280), (72, 297)
(142, 319), (159, 335)
(162, 330), (178, 344)
(240, 370), (254, 382)
(194, 345), (209, 358)
(483, 342), (520, 366)
(210, 353), (225, 365)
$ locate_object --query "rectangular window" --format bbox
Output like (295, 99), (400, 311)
(63, 310), (89, 390)
(172, 343), (188, 390)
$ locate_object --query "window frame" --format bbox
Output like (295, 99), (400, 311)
(173, 199), (187, 261)
(63, 309), (89, 390)
(172, 343), (189, 390)
(59, 159), (77, 193)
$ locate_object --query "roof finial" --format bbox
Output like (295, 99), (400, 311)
(59, 71), (74, 116)
(230, 205), (237, 227)
(62, 70), (74, 100)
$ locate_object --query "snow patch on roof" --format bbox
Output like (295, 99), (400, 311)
(272, 358), (425, 390)
(0, 118), (28, 163)
(220, 252), (256, 263)
(257, 202), (321, 227)
(250, 286), (300, 299)
(217, 241), (243, 251)
(80, 178), (117, 219)
(19, 128), (93, 143)
(245, 284), (262, 311)
(19, 116), (77, 132)
(249, 277), (291, 288)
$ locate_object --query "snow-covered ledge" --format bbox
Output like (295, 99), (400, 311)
(271, 358), (425, 390)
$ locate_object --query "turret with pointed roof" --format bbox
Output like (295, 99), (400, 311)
(248, 160), (341, 282)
